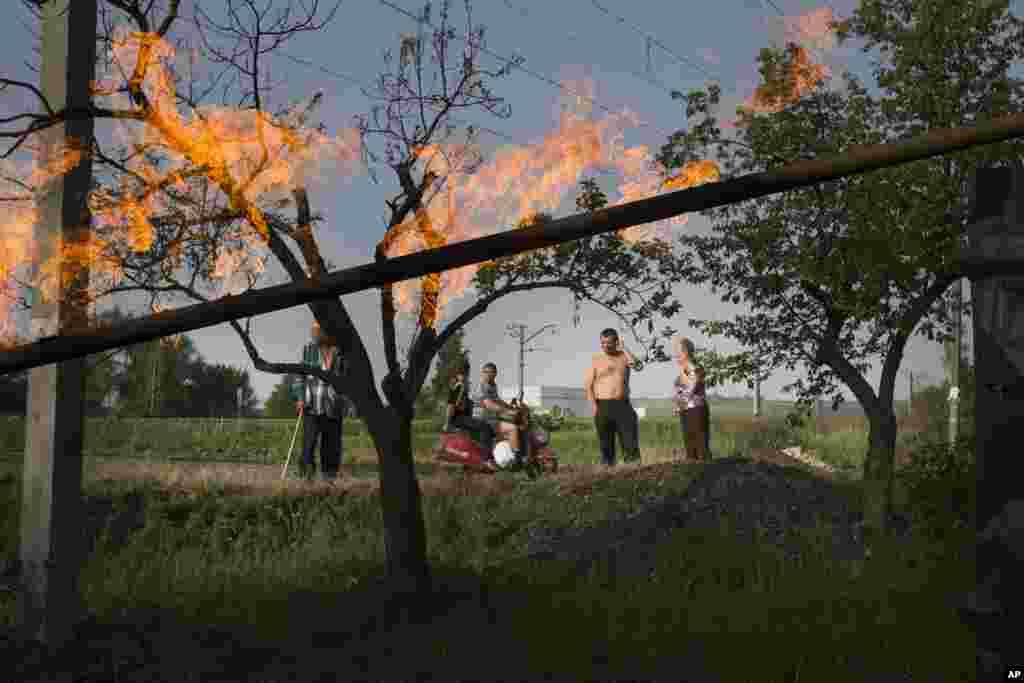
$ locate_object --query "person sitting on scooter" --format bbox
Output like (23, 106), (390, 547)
(444, 361), (495, 457)
(477, 362), (523, 462)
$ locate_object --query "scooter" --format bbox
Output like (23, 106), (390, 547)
(432, 400), (558, 478)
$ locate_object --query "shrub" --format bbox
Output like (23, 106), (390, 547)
(744, 415), (803, 451)
(908, 364), (976, 444)
(896, 433), (975, 541)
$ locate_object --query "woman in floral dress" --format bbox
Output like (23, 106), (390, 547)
(672, 336), (711, 462)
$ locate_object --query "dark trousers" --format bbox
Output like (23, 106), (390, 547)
(593, 398), (640, 466)
(678, 404), (711, 459)
(452, 415), (495, 455)
(301, 413), (343, 479)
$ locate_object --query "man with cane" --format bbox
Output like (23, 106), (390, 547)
(286, 319), (347, 480)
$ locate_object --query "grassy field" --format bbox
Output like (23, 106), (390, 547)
(0, 407), (876, 471)
(0, 411), (975, 681)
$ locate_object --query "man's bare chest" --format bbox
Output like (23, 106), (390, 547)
(593, 355), (627, 379)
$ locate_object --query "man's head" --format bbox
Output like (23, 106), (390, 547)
(452, 359), (470, 383)
(599, 328), (619, 354)
(311, 320), (336, 348)
(481, 362), (497, 384)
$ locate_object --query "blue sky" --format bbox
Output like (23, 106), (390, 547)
(3, 0), (1017, 407)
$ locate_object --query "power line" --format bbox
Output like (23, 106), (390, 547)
(585, 0), (724, 84)
(493, 0), (705, 99)
(761, 0), (839, 20)
(277, 49), (520, 144)
(373, 0), (677, 138)
(752, 0), (844, 67)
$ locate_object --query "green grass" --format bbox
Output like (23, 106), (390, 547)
(0, 414), (975, 681)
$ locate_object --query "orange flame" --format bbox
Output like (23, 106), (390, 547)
(736, 43), (830, 121)
(1, 29), (362, 348)
(784, 7), (841, 52)
(380, 78), (720, 318)
(732, 7), (842, 125)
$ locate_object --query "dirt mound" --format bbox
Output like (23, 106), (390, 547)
(512, 452), (906, 580)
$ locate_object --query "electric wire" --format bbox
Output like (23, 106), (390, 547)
(495, 0), (720, 100)
(751, 0), (845, 68)
(584, 0), (724, 84)
(277, 49), (520, 144)
(373, 0), (679, 138)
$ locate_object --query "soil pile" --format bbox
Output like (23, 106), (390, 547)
(515, 450), (911, 579)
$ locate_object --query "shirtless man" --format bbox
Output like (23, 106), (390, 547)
(584, 328), (640, 466)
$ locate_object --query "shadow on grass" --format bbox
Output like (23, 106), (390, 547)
(1, 524), (976, 683)
(0, 445), (976, 682)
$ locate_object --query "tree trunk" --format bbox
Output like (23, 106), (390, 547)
(861, 407), (899, 542)
(367, 406), (432, 599)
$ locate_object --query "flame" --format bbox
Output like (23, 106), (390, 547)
(26, 137), (85, 187)
(784, 7), (841, 52)
(2, 30), (722, 350)
(0, 28), (362, 348)
(151, 301), (185, 350)
(211, 245), (264, 298)
(379, 78), (720, 318)
(726, 7), (842, 128)
(736, 43), (830, 121)
(614, 159), (721, 242)
(663, 160), (721, 190)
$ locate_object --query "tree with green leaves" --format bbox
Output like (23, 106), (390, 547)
(657, 0), (1024, 538)
(264, 373), (301, 418)
(186, 363), (259, 418)
(82, 306), (134, 416)
(233, 11), (687, 595)
(0, 305), (131, 416)
(421, 326), (470, 419)
(0, 369), (26, 415)
(0, 0), (695, 600)
(113, 333), (197, 417)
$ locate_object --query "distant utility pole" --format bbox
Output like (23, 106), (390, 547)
(907, 370), (915, 415)
(752, 362), (764, 417)
(946, 276), (964, 445)
(505, 322), (557, 402)
(148, 341), (160, 417)
(20, 0), (97, 648)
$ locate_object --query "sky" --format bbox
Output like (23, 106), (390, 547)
(2, 0), (1018, 408)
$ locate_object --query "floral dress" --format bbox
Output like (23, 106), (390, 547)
(673, 367), (706, 411)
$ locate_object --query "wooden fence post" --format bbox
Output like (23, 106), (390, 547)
(19, 0), (97, 648)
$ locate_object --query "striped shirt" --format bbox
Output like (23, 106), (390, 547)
(289, 342), (347, 418)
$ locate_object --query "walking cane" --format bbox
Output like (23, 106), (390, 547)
(281, 403), (304, 480)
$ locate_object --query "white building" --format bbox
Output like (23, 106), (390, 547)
(476, 385), (646, 418)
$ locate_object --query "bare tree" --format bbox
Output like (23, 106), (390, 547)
(0, 0), (693, 601)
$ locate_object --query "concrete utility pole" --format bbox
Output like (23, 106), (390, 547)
(946, 278), (963, 445)
(20, 0), (97, 648)
(148, 341), (160, 417)
(908, 370), (915, 416)
(505, 323), (557, 402)
(753, 363), (762, 417)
